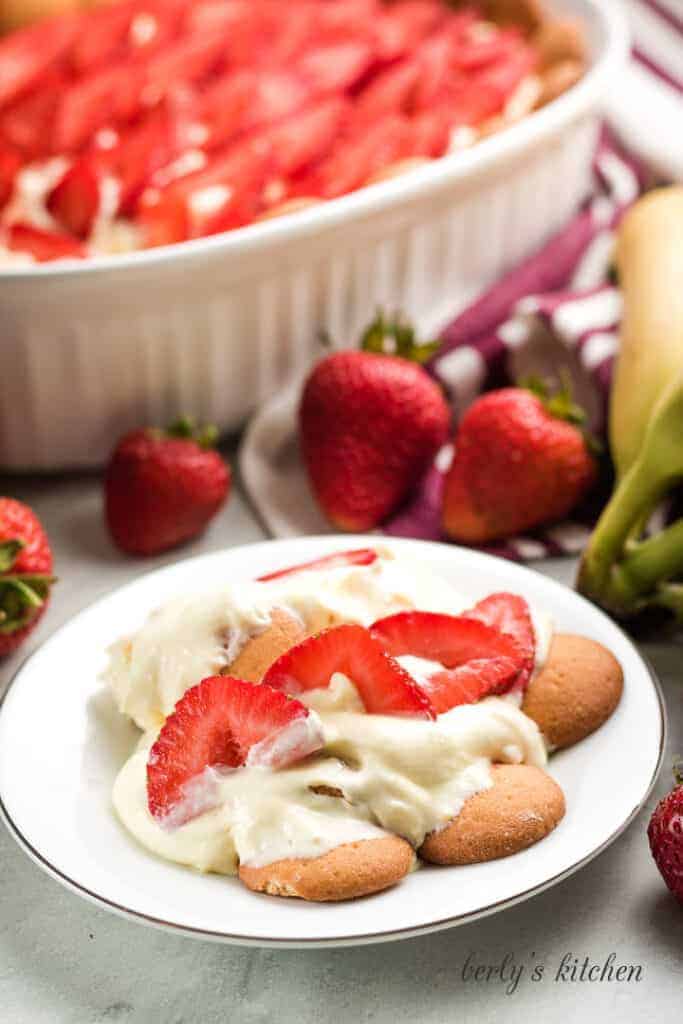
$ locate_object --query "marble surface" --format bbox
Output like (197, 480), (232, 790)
(0, 471), (680, 1024)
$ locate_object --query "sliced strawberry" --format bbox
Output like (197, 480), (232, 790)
(465, 593), (535, 689)
(315, 0), (380, 42)
(298, 41), (374, 95)
(263, 624), (435, 719)
(409, 110), (451, 158)
(110, 97), (198, 214)
(450, 25), (525, 72)
(186, 0), (263, 61)
(137, 193), (189, 247)
(257, 548), (378, 582)
(413, 34), (453, 111)
(203, 69), (310, 151)
(266, 5), (316, 65)
(370, 612), (524, 672)
(200, 70), (255, 149)
(354, 60), (421, 124)
(0, 146), (21, 209)
(0, 68), (67, 160)
(265, 97), (349, 178)
(474, 44), (537, 107)
(0, 16), (78, 110)
(53, 62), (145, 154)
(128, 0), (189, 57)
(440, 77), (503, 127)
(70, 2), (135, 75)
(421, 657), (522, 714)
(147, 675), (324, 826)
(372, 2), (446, 63)
(241, 71), (311, 133)
(306, 114), (411, 198)
(140, 31), (226, 108)
(47, 159), (101, 238)
(139, 138), (269, 242)
(6, 223), (86, 262)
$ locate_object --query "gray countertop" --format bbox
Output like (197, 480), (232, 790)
(1, 471), (680, 1024)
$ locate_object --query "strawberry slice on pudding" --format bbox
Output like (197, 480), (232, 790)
(370, 611), (527, 712)
(370, 611), (524, 668)
(419, 657), (522, 714)
(256, 548), (378, 582)
(147, 676), (324, 827)
(262, 624), (435, 719)
(465, 592), (536, 690)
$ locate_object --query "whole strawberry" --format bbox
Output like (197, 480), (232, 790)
(442, 383), (597, 543)
(299, 319), (449, 531)
(648, 765), (683, 905)
(0, 498), (55, 657)
(105, 418), (231, 556)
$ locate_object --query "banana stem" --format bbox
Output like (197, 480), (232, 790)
(578, 380), (683, 616)
(656, 583), (683, 619)
(578, 457), (667, 603)
(619, 519), (683, 594)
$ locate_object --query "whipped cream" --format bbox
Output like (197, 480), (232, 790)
(103, 549), (475, 731)
(106, 550), (553, 875)
(113, 690), (546, 872)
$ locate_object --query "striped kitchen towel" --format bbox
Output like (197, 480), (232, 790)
(240, 1), (683, 560)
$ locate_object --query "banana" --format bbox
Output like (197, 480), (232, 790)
(579, 187), (683, 621)
(609, 187), (683, 478)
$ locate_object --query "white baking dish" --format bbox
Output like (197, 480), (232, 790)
(0, 0), (628, 471)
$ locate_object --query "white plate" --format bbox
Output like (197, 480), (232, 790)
(0, 537), (665, 948)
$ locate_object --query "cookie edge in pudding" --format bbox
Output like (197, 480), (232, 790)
(522, 633), (624, 751)
(239, 835), (415, 902)
(419, 764), (565, 865)
(225, 608), (306, 683)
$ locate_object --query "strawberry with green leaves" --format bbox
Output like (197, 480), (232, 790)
(443, 380), (598, 543)
(299, 314), (449, 532)
(648, 763), (683, 905)
(0, 498), (55, 657)
(105, 417), (231, 556)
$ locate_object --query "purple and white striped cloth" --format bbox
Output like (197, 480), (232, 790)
(241, 0), (683, 560)
(382, 129), (645, 561)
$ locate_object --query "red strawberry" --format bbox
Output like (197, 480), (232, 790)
(264, 97), (349, 179)
(105, 417), (231, 556)
(0, 498), (55, 657)
(419, 657), (522, 714)
(0, 146), (21, 209)
(442, 385), (598, 543)
(257, 548), (378, 582)
(297, 41), (374, 95)
(147, 675), (324, 826)
(0, 15), (78, 109)
(47, 158), (101, 239)
(370, 611), (525, 670)
(302, 114), (412, 199)
(299, 348), (449, 531)
(139, 138), (271, 243)
(647, 766), (683, 904)
(354, 60), (421, 124)
(6, 223), (86, 262)
(262, 624), (435, 719)
(466, 592), (535, 689)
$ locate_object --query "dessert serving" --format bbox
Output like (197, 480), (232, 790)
(0, 0), (587, 264)
(104, 546), (623, 902)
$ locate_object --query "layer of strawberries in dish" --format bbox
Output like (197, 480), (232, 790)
(0, 0), (585, 264)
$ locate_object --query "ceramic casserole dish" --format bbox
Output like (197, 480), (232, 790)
(0, 0), (628, 470)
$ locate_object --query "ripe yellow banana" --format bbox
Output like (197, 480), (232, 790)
(609, 187), (683, 478)
(579, 186), (683, 621)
